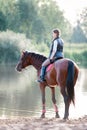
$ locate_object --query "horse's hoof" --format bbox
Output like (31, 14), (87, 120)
(55, 113), (60, 118)
(41, 114), (45, 118)
(63, 117), (69, 120)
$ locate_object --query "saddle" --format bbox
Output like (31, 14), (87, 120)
(46, 64), (54, 72)
(46, 57), (63, 72)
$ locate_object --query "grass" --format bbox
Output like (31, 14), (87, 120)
(64, 43), (87, 53)
(64, 43), (87, 67)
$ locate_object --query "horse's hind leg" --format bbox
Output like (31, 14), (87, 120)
(51, 87), (60, 118)
(61, 88), (70, 119)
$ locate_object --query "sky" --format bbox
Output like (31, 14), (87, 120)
(55, 0), (87, 26)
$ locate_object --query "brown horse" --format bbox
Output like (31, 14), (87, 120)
(16, 51), (79, 119)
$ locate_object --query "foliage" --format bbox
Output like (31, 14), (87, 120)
(36, 0), (71, 42)
(71, 21), (87, 43)
(70, 8), (87, 43)
(0, 30), (35, 64)
(0, 30), (87, 67)
(64, 43), (87, 67)
(80, 8), (87, 37)
(0, 0), (86, 67)
(0, 11), (7, 31)
(0, 0), (71, 43)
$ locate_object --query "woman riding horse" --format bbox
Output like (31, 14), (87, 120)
(16, 51), (79, 119)
(38, 29), (64, 82)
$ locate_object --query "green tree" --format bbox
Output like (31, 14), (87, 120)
(16, 0), (45, 41)
(0, 11), (7, 31)
(0, 0), (71, 43)
(0, 0), (20, 31)
(35, 0), (71, 43)
(71, 21), (87, 43)
(81, 8), (87, 37)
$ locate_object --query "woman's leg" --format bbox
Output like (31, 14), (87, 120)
(42, 58), (50, 66)
(38, 59), (50, 82)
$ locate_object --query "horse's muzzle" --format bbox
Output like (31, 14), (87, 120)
(16, 63), (22, 72)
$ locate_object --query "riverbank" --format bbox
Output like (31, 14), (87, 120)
(0, 115), (87, 130)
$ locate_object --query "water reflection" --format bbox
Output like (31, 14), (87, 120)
(0, 65), (87, 119)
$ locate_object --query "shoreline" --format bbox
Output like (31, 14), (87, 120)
(0, 115), (87, 130)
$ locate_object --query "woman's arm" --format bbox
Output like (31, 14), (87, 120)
(50, 40), (57, 60)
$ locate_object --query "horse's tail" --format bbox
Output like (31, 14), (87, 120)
(66, 61), (75, 105)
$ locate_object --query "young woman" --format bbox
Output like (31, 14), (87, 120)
(38, 29), (64, 82)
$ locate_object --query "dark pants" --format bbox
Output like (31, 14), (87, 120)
(38, 57), (63, 82)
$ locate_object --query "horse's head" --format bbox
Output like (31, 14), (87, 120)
(16, 51), (31, 72)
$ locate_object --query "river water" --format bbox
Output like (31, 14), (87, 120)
(0, 65), (87, 119)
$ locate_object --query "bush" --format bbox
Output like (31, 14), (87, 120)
(0, 31), (87, 68)
(34, 42), (49, 56)
(0, 30), (35, 64)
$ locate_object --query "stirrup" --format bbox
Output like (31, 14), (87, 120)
(38, 78), (46, 83)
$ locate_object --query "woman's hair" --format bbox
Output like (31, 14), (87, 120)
(53, 29), (61, 36)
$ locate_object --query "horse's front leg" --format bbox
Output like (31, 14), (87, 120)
(51, 87), (60, 118)
(40, 84), (46, 118)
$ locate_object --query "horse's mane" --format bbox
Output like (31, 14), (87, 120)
(27, 51), (47, 65)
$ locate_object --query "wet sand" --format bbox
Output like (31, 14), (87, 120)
(0, 115), (87, 130)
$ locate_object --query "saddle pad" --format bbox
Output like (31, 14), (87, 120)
(46, 64), (53, 72)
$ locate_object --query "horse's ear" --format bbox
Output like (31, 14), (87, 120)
(22, 50), (25, 55)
